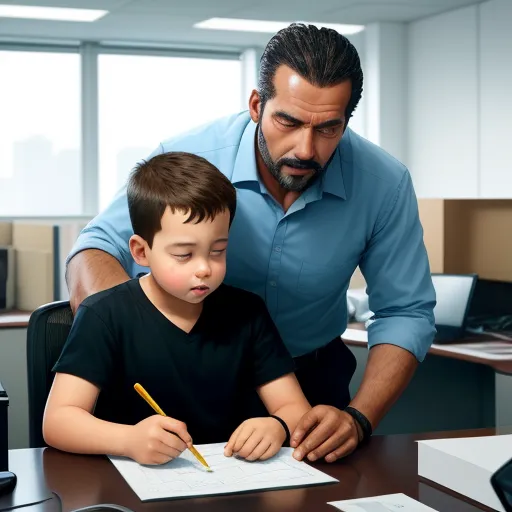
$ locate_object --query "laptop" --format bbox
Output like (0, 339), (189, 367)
(431, 273), (477, 344)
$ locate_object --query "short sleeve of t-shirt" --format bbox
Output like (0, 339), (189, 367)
(248, 295), (295, 387)
(53, 304), (117, 389)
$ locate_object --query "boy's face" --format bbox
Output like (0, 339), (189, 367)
(131, 207), (230, 304)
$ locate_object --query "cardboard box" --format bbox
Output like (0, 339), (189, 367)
(0, 246), (15, 311)
(0, 223), (12, 246)
(12, 221), (86, 310)
(418, 435), (512, 512)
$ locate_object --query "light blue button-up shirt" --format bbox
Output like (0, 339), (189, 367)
(68, 111), (436, 360)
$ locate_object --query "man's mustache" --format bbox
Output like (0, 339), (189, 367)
(278, 158), (323, 173)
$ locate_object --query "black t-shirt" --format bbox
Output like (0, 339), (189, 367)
(53, 279), (295, 444)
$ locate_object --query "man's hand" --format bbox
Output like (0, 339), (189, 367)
(290, 405), (362, 463)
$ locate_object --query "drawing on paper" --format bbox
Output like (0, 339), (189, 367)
(109, 443), (338, 501)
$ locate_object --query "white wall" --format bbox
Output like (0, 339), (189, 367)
(365, 22), (407, 162)
(407, 0), (512, 199)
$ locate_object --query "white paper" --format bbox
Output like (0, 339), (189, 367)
(328, 493), (438, 511)
(417, 435), (512, 512)
(109, 442), (338, 501)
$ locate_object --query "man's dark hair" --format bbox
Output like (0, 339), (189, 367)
(258, 23), (363, 121)
(127, 152), (237, 247)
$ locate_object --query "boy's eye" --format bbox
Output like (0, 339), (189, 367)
(211, 248), (226, 256)
(172, 253), (191, 260)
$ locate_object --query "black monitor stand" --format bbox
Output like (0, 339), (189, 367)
(0, 382), (16, 496)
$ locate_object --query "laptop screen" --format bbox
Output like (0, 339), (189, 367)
(431, 274), (476, 328)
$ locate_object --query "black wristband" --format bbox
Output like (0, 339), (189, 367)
(344, 406), (373, 444)
(270, 415), (291, 446)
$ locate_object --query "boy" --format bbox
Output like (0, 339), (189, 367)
(43, 152), (311, 466)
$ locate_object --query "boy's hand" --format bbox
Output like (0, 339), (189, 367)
(124, 415), (192, 465)
(224, 417), (286, 461)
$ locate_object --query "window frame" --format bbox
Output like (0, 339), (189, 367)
(0, 41), (246, 217)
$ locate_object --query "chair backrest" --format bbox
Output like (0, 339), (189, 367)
(26, 301), (73, 448)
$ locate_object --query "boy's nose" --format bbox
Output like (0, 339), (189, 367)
(195, 264), (211, 278)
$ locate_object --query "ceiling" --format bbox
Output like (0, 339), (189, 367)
(0, 0), (485, 50)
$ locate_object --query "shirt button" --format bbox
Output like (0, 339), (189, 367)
(274, 246), (281, 252)
(269, 280), (277, 287)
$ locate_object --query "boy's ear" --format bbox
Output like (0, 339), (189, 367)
(129, 234), (150, 267)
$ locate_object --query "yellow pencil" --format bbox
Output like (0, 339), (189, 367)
(133, 383), (212, 472)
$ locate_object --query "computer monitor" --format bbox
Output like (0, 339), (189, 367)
(431, 273), (477, 342)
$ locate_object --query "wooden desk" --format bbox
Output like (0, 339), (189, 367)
(0, 310), (31, 329)
(7, 428), (507, 512)
(343, 323), (512, 375)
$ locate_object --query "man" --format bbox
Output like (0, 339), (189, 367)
(66, 23), (436, 464)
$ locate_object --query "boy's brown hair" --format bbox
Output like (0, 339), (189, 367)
(127, 152), (237, 247)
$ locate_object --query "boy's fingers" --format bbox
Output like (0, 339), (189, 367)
(158, 429), (187, 452)
(259, 442), (279, 461)
(224, 424), (243, 456)
(154, 440), (183, 460)
(224, 433), (237, 456)
(161, 417), (192, 447)
(237, 432), (263, 459)
(245, 439), (272, 461)
(232, 425), (255, 454)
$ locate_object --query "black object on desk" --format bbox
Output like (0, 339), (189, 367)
(0, 381), (16, 497)
(491, 457), (512, 512)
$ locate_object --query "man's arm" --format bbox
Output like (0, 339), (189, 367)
(67, 146), (165, 312)
(291, 169), (436, 462)
(351, 344), (417, 426)
(66, 250), (129, 313)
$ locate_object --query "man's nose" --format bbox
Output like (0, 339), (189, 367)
(294, 128), (315, 162)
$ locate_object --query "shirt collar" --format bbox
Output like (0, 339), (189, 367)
(321, 129), (352, 200)
(232, 117), (348, 201)
(232, 119), (260, 185)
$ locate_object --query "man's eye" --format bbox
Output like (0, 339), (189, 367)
(277, 119), (296, 128)
(318, 127), (339, 136)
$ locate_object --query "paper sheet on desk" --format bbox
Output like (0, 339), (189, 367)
(328, 493), (438, 511)
(108, 443), (337, 501)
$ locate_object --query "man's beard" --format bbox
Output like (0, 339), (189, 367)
(257, 124), (330, 193)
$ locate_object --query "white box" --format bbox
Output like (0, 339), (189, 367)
(418, 435), (512, 512)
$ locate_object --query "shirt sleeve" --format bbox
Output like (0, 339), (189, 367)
(249, 296), (296, 387)
(53, 304), (118, 389)
(359, 169), (436, 362)
(65, 144), (165, 273)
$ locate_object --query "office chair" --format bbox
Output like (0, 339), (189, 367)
(26, 301), (73, 448)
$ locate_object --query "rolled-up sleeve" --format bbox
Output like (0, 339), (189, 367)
(66, 144), (164, 273)
(359, 169), (436, 362)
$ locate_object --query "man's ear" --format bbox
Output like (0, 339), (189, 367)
(249, 89), (261, 123)
(129, 234), (150, 267)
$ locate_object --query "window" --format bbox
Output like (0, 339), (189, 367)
(98, 54), (243, 210)
(0, 50), (81, 215)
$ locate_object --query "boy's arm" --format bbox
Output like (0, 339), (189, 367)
(43, 373), (131, 455)
(43, 303), (132, 455)
(43, 304), (191, 463)
(257, 373), (311, 436)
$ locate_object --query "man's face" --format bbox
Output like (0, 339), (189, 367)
(252, 65), (352, 192)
